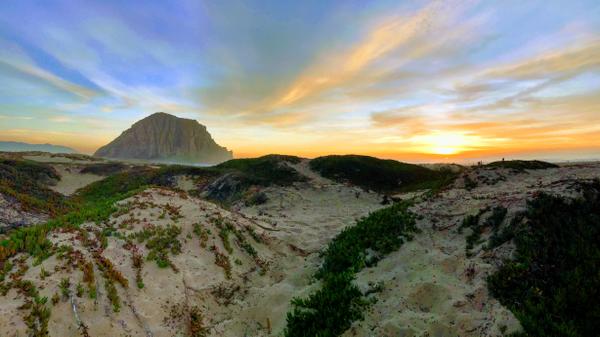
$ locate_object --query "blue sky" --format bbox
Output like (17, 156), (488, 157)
(0, 0), (599, 161)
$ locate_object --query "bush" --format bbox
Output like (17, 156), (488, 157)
(217, 154), (306, 187)
(285, 202), (418, 336)
(80, 162), (128, 176)
(488, 181), (600, 337)
(485, 160), (558, 171)
(0, 159), (70, 216)
(285, 272), (366, 337)
(310, 155), (455, 193)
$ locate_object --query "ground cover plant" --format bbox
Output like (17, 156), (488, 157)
(309, 155), (456, 194)
(285, 202), (418, 337)
(487, 180), (600, 337)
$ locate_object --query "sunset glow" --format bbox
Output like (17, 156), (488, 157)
(0, 1), (599, 162)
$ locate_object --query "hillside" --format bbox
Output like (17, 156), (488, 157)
(0, 154), (597, 337)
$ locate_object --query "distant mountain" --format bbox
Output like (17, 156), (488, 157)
(0, 141), (76, 154)
(94, 112), (233, 164)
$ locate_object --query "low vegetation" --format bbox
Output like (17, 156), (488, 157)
(485, 160), (558, 171)
(310, 155), (456, 193)
(217, 154), (306, 187)
(79, 162), (128, 176)
(0, 159), (70, 216)
(459, 206), (507, 256)
(488, 181), (600, 337)
(285, 202), (418, 337)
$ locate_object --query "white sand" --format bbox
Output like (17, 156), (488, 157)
(49, 164), (104, 195)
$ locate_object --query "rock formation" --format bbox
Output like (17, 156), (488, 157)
(94, 112), (232, 164)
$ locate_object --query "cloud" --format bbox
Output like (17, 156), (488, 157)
(0, 58), (99, 100)
(265, 1), (476, 112)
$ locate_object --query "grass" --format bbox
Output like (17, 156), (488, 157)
(485, 160), (558, 171)
(285, 202), (418, 337)
(309, 155), (456, 194)
(487, 180), (600, 337)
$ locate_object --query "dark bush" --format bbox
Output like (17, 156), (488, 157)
(488, 181), (600, 337)
(485, 160), (558, 171)
(310, 155), (455, 193)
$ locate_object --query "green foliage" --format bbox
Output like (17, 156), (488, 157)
(217, 154), (306, 187)
(0, 159), (71, 216)
(24, 296), (51, 337)
(285, 202), (418, 336)
(104, 279), (121, 312)
(79, 162), (128, 176)
(193, 223), (209, 248)
(59, 278), (70, 300)
(488, 181), (600, 337)
(459, 206), (508, 256)
(285, 272), (366, 337)
(145, 225), (182, 269)
(485, 160), (558, 171)
(318, 202), (418, 277)
(310, 155), (456, 193)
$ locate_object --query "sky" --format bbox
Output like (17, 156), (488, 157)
(0, 0), (599, 163)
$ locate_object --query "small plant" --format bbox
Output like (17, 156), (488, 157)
(189, 306), (209, 337)
(145, 224), (182, 271)
(76, 283), (84, 297)
(193, 223), (209, 248)
(95, 255), (128, 288)
(80, 260), (96, 299)
(131, 247), (144, 289)
(23, 296), (51, 337)
(104, 279), (120, 312)
(39, 267), (50, 280)
(59, 278), (70, 300)
(211, 246), (232, 279)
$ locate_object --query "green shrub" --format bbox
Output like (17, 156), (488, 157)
(217, 154), (306, 187)
(488, 181), (600, 337)
(485, 160), (558, 171)
(285, 272), (366, 337)
(310, 155), (455, 193)
(285, 202), (418, 336)
(318, 202), (418, 277)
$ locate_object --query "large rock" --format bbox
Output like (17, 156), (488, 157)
(94, 112), (233, 164)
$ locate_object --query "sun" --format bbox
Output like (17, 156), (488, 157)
(412, 132), (478, 155)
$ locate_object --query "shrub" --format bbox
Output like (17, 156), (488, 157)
(310, 155), (455, 193)
(485, 160), (558, 171)
(488, 181), (600, 337)
(285, 272), (366, 337)
(285, 202), (418, 336)
(217, 154), (306, 187)
(317, 202), (417, 277)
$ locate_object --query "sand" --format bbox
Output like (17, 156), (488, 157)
(49, 164), (104, 195)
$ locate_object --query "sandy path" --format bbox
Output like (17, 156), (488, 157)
(49, 164), (104, 195)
